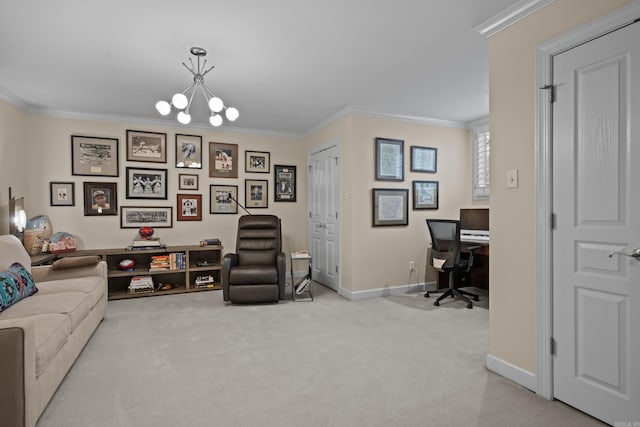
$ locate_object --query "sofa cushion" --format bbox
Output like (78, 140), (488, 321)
(37, 276), (105, 308)
(52, 256), (101, 270)
(0, 263), (38, 313)
(229, 265), (278, 285)
(30, 313), (72, 376)
(0, 292), (93, 331)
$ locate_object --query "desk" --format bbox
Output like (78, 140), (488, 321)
(436, 242), (489, 290)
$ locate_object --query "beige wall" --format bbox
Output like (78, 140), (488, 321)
(488, 0), (633, 374)
(0, 100), (28, 234)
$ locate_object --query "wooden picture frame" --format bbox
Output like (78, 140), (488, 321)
(178, 174), (199, 190)
(126, 167), (168, 199)
(177, 194), (202, 221)
(274, 164), (296, 202)
(209, 142), (238, 178)
(245, 179), (268, 208)
(71, 135), (119, 177)
(50, 182), (75, 206)
(245, 150), (270, 173)
(175, 134), (202, 169)
(126, 130), (167, 163)
(210, 185), (238, 214)
(372, 188), (409, 226)
(120, 206), (173, 228)
(83, 182), (117, 216)
(410, 146), (437, 173)
(375, 137), (404, 181)
(412, 180), (439, 209)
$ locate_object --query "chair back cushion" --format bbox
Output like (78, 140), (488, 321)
(426, 219), (461, 269)
(236, 215), (281, 266)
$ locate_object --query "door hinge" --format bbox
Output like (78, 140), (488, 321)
(334, 157), (338, 165)
(540, 84), (555, 103)
(550, 212), (556, 229)
(335, 212), (338, 219)
(336, 265), (339, 273)
(309, 211), (311, 218)
(550, 338), (556, 355)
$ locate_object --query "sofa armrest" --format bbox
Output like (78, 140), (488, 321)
(30, 260), (107, 284)
(221, 253), (238, 301)
(0, 318), (37, 427)
(277, 251), (286, 300)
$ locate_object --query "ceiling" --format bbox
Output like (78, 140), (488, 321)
(0, 0), (520, 136)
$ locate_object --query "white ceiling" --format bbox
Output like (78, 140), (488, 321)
(0, 0), (520, 136)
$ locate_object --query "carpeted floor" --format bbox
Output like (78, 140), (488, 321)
(36, 284), (604, 427)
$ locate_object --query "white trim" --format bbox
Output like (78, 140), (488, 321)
(338, 282), (433, 301)
(486, 354), (537, 392)
(475, 0), (555, 38)
(535, 0), (640, 401)
(0, 83), (31, 111)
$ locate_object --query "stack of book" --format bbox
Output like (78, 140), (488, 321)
(129, 237), (164, 250)
(128, 276), (154, 293)
(194, 275), (216, 289)
(149, 255), (170, 271)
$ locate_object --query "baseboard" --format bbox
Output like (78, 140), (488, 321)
(486, 354), (536, 392)
(339, 282), (436, 301)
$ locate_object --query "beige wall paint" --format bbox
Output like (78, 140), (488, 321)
(0, 100), (28, 234)
(488, 0), (633, 374)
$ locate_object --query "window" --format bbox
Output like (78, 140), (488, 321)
(473, 124), (490, 199)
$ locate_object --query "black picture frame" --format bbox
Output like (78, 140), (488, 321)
(71, 135), (119, 177)
(245, 179), (268, 208)
(83, 182), (117, 216)
(120, 206), (173, 228)
(274, 165), (296, 202)
(126, 167), (168, 199)
(372, 188), (409, 226)
(175, 134), (202, 169)
(50, 182), (75, 206)
(410, 146), (437, 173)
(210, 184), (238, 214)
(126, 130), (167, 163)
(412, 180), (439, 209)
(375, 137), (404, 181)
(245, 150), (270, 173)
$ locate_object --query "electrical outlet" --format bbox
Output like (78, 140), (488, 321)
(409, 261), (416, 271)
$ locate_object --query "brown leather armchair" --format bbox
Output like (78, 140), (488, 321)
(222, 215), (286, 303)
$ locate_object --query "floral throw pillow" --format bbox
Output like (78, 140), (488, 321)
(0, 262), (38, 313)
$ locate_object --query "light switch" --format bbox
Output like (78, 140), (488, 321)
(507, 169), (519, 188)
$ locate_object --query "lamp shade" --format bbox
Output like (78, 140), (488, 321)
(177, 111), (191, 124)
(210, 114), (223, 127)
(172, 93), (189, 110)
(208, 97), (224, 112)
(155, 101), (171, 115)
(225, 107), (239, 121)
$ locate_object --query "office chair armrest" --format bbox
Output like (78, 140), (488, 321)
(464, 246), (482, 272)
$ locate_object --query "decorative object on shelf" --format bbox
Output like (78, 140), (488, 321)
(83, 182), (118, 216)
(23, 215), (53, 255)
(126, 130), (167, 163)
(126, 167), (168, 199)
(245, 179), (268, 208)
(274, 165), (296, 202)
(412, 180), (439, 210)
(139, 227), (154, 238)
(199, 238), (221, 247)
(118, 259), (136, 271)
(372, 188), (409, 227)
(48, 232), (77, 254)
(50, 182), (75, 207)
(155, 47), (239, 127)
(375, 137), (404, 181)
(175, 134), (202, 168)
(410, 146), (437, 173)
(245, 150), (270, 173)
(128, 276), (154, 293)
(71, 135), (119, 177)
(209, 142), (238, 178)
(120, 206), (173, 229)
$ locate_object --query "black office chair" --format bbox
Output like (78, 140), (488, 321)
(425, 219), (479, 309)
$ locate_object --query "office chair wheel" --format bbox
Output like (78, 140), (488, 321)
(473, 296), (479, 301)
(434, 301), (440, 306)
(424, 292), (430, 298)
(467, 303), (473, 309)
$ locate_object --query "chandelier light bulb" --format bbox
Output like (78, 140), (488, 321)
(177, 111), (191, 124)
(208, 97), (224, 113)
(225, 107), (239, 122)
(210, 114), (223, 127)
(155, 101), (171, 115)
(172, 93), (189, 110)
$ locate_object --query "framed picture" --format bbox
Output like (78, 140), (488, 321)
(177, 194), (202, 221)
(413, 180), (439, 209)
(83, 182), (117, 216)
(245, 179), (268, 208)
(245, 150), (270, 173)
(71, 135), (119, 177)
(126, 167), (168, 199)
(209, 142), (238, 178)
(120, 206), (173, 228)
(372, 188), (409, 227)
(175, 134), (202, 168)
(210, 185), (238, 214)
(50, 182), (75, 206)
(178, 173), (199, 190)
(375, 137), (404, 181)
(126, 130), (167, 163)
(274, 164), (296, 202)
(410, 146), (437, 173)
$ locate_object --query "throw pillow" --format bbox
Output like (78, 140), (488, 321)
(0, 262), (38, 313)
(52, 256), (101, 270)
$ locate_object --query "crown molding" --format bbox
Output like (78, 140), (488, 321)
(475, 0), (555, 38)
(0, 84), (31, 111)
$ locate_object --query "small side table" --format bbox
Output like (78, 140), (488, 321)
(291, 251), (312, 301)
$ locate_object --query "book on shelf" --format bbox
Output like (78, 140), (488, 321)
(193, 282), (217, 289)
(295, 277), (311, 295)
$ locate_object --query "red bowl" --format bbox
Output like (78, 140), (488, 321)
(139, 227), (154, 238)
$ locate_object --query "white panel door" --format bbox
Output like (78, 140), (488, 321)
(552, 22), (639, 424)
(309, 145), (340, 290)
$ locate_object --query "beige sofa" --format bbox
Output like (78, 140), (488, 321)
(0, 235), (107, 427)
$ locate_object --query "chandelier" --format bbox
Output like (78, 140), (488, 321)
(155, 47), (239, 127)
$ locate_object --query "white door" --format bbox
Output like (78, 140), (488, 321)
(552, 22), (639, 424)
(309, 144), (340, 291)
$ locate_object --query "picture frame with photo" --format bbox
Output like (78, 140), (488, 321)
(126, 130), (167, 163)
(175, 134), (202, 169)
(410, 146), (437, 173)
(71, 135), (119, 177)
(83, 182), (117, 216)
(412, 180), (439, 209)
(245, 150), (270, 173)
(209, 142), (238, 178)
(245, 179), (268, 208)
(120, 206), (173, 228)
(375, 137), (404, 181)
(372, 188), (409, 226)
(177, 194), (202, 221)
(178, 173), (199, 190)
(50, 182), (75, 207)
(126, 167), (168, 199)
(210, 185), (238, 214)
(274, 164), (296, 202)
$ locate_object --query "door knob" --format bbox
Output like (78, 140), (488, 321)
(608, 247), (640, 260)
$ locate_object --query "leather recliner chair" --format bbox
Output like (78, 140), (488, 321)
(222, 215), (286, 303)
